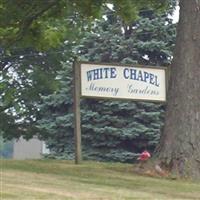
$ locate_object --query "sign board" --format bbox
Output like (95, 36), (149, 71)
(80, 62), (167, 102)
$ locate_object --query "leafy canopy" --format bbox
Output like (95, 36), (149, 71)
(0, 0), (171, 50)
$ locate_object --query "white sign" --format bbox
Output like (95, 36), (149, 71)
(80, 62), (166, 102)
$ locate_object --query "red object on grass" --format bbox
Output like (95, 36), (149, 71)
(138, 150), (151, 161)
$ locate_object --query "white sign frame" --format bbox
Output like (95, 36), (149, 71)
(79, 62), (167, 102)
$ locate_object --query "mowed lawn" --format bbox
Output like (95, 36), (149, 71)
(1, 160), (200, 200)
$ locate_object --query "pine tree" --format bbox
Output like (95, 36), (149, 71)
(38, 8), (176, 162)
(78, 9), (176, 162)
(38, 62), (75, 159)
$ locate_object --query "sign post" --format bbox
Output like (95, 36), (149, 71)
(73, 60), (82, 164)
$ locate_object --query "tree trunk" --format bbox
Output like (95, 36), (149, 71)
(156, 0), (200, 179)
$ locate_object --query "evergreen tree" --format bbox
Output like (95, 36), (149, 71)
(38, 62), (75, 159)
(78, 9), (175, 162)
(38, 8), (176, 162)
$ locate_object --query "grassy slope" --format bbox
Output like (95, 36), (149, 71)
(1, 160), (200, 200)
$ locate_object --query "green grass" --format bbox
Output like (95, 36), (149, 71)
(1, 159), (200, 200)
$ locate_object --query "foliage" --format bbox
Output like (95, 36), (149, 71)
(0, 0), (176, 141)
(37, 8), (176, 162)
(0, 0), (172, 50)
(0, 48), (64, 139)
(38, 61), (75, 159)
(0, 2), (94, 140)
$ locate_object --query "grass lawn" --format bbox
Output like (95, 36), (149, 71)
(1, 159), (200, 200)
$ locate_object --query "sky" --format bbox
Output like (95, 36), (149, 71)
(106, 3), (180, 24)
(172, 5), (180, 23)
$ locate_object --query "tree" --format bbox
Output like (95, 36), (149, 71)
(0, 6), (87, 140)
(77, 8), (175, 162)
(156, 0), (200, 179)
(0, 0), (172, 140)
(0, 0), (169, 50)
(37, 61), (75, 159)
(37, 8), (175, 162)
(0, 48), (63, 139)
